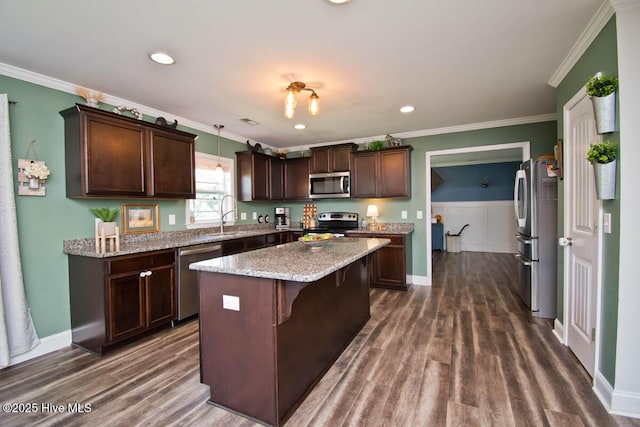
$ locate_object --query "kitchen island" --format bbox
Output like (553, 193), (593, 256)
(190, 237), (390, 426)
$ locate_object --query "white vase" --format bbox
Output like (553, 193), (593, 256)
(28, 177), (40, 189)
(98, 221), (117, 236)
(593, 160), (616, 200)
(591, 92), (616, 134)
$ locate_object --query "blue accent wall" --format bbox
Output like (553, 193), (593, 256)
(432, 162), (520, 202)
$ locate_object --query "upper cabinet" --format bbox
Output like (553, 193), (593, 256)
(310, 143), (357, 173)
(237, 151), (288, 201)
(60, 104), (196, 199)
(352, 146), (412, 198)
(284, 157), (310, 200)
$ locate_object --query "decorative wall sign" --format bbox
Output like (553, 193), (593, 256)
(17, 158), (49, 196)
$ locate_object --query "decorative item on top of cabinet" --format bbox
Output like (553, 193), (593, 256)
(60, 104), (196, 199)
(75, 86), (104, 108)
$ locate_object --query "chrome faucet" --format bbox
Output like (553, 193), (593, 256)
(220, 194), (238, 233)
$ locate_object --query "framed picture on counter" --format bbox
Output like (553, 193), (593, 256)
(122, 203), (159, 234)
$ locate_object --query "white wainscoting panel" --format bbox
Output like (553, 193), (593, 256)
(432, 201), (517, 253)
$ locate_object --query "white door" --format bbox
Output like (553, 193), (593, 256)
(563, 89), (600, 376)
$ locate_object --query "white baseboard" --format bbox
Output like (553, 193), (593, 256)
(408, 275), (430, 286)
(553, 318), (565, 344)
(8, 329), (71, 367)
(594, 370), (614, 412)
(594, 367), (640, 419)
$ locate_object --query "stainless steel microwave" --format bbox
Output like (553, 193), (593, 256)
(309, 172), (350, 199)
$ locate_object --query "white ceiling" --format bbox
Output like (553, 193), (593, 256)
(0, 1), (604, 148)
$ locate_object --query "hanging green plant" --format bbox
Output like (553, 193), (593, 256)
(586, 74), (618, 97)
(586, 140), (617, 164)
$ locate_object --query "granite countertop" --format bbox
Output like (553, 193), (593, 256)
(347, 222), (414, 235)
(190, 237), (390, 282)
(63, 226), (295, 258)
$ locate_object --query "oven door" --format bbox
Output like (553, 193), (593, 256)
(309, 172), (350, 199)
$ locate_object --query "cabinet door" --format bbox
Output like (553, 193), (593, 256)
(284, 157), (310, 200)
(150, 130), (195, 198)
(379, 149), (410, 197)
(146, 265), (176, 328)
(351, 152), (378, 198)
(372, 245), (406, 288)
(106, 273), (145, 343)
(85, 115), (148, 196)
(310, 147), (330, 173)
(331, 145), (353, 172)
(252, 154), (270, 200)
(270, 157), (284, 200)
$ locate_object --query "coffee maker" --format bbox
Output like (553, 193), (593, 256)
(274, 207), (290, 229)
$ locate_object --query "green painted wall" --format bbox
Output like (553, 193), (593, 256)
(0, 74), (276, 338)
(555, 17), (619, 384)
(1, 73), (556, 341)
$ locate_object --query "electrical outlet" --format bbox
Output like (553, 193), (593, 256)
(252, 212), (257, 220)
(222, 295), (240, 311)
(168, 214), (175, 225)
(417, 210), (423, 219)
(240, 212), (247, 221)
(603, 213), (612, 234)
(401, 210), (408, 219)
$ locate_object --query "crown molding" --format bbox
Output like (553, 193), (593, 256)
(2, 61), (556, 152)
(548, 2), (615, 88)
(0, 62), (248, 143)
(609, 0), (640, 11)
(285, 113), (557, 152)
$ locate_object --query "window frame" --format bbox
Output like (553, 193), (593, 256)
(185, 151), (234, 229)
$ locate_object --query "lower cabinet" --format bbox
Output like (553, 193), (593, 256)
(68, 249), (176, 355)
(346, 233), (412, 291)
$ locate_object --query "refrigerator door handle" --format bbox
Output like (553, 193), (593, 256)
(516, 235), (533, 244)
(515, 253), (532, 266)
(514, 169), (527, 228)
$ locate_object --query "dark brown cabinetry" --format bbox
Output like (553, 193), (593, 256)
(284, 157), (310, 200)
(60, 104), (196, 199)
(351, 146), (412, 198)
(68, 249), (176, 355)
(222, 232), (286, 256)
(346, 233), (412, 291)
(237, 151), (285, 201)
(310, 143), (357, 173)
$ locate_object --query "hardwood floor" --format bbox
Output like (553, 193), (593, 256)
(1, 251), (639, 426)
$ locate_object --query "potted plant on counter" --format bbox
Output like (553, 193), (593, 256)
(587, 140), (617, 200)
(586, 73), (618, 134)
(90, 207), (120, 236)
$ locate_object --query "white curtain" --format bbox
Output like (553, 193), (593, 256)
(0, 94), (40, 367)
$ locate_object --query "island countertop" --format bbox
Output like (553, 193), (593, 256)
(190, 236), (390, 282)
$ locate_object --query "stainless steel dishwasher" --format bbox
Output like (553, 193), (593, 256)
(176, 242), (222, 321)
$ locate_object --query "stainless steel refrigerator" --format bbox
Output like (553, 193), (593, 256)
(514, 158), (558, 318)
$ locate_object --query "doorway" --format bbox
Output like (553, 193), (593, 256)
(425, 142), (530, 286)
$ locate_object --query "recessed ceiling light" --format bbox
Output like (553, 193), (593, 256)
(149, 52), (175, 65)
(294, 124), (306, 130)
(325, 0), (352, 4)
(400, 105), (415, 113)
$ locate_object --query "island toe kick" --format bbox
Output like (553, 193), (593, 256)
(198, 256), (371, 426)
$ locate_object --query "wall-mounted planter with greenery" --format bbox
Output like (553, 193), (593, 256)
(587, 140), (616, 200)
(586, 73), (618, 134)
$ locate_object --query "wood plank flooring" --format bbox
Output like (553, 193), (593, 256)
(1, 251), (639, 426)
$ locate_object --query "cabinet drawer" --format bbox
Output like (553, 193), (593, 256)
(108, 250), (175, 275)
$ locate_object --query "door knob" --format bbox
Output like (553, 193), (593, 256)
(559, 237), (573, 246)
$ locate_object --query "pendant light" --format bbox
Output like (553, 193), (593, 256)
(214, 124), (224, 176)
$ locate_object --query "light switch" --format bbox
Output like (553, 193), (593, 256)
(252, 212), (257, 220)
(240, 212), (247, 220)
(401, 210), (408, 219)
(222, 295), (240, 311)
(603, 213), (612, 234)
(417, 210), (423, 219)
(168, 214), (175, 225)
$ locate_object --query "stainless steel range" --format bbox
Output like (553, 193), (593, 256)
(304, 212), (359, 234)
